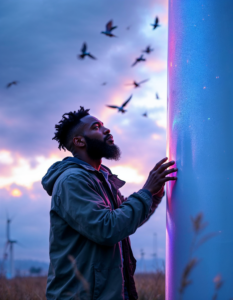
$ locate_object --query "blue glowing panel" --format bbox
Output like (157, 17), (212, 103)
(166, 0), (233, 299)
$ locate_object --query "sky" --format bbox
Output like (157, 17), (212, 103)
(0, 0), (168, 263)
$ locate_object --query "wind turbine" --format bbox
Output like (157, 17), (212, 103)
(2, 216), (18, 278)
(140, 248), (146, 272)
(151, 232), (158, 271)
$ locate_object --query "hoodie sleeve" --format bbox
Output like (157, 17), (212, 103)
(53, 173), (153, 246)
(138, 191), (164, 227)
(117, 188), (164, 227)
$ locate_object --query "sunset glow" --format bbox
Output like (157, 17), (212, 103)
(0, 154), (62, 189)
(11, 188), (22, 197)
(111, 165), (145, 183)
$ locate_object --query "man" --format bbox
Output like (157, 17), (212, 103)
(42, 107), (177, 300)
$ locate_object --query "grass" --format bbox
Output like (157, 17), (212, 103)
(0, 272), (165, 300)
(0, 276), (47, 300)
(135, 272), (165, 300)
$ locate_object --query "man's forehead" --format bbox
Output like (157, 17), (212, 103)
(81, 115), (103, 126)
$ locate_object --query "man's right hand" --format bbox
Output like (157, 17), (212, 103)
(143, 157), (177, 195)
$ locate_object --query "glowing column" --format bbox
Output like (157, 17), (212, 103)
(166, 1), (233, 299)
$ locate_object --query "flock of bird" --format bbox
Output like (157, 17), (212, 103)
(78, 17), (162, 117)
(5, 17), (162, 117)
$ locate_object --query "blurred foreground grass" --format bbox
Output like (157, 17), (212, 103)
(0, 272), (165, 300)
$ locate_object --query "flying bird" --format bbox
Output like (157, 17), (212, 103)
(142, 112), (148, 117)
(125, 79), (149, 88)
(156, 93), (160, 100)
(131, 55), (146, 67)
(101, 20), (118, 37)
(142, 46), (154, 54)
(102, 82), (107, 86)
(126, 26), (131, 30)
(106, 95), (132, 113)
(151, 16), (160, 30)
(6, 81), (18, 88)
(78, 43), (96, 60)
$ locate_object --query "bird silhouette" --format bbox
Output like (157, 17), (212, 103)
(78, 43), (96, 60)
(142, 46), (154, 54)
(101, 20), (118, 37)
(6, 81), (18, 88)
(156, 93), (160, 100)
(151, 16), (160, 30)
(142, 112), (148, 117)
(126, 26), (131, 30)
(125, 79), (149, 88)
(106, 95), (132, 113)
(102, 82), (107, 86)
(131, 55), (146, 67)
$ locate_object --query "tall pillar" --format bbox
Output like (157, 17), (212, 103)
(166, 1), (233, 299)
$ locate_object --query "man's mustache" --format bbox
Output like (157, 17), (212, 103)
(104, 134), (113, 142)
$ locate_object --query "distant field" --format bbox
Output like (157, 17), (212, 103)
(0, 272), (165, 300)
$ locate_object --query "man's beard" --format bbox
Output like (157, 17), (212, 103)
(84, 135), (121, 161)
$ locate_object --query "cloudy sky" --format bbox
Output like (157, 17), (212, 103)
(0, 0), (168, 263)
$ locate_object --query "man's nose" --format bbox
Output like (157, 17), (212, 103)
(103, 127), (110, 134)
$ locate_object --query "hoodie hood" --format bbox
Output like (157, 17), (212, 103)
(42, 160), (81, 196)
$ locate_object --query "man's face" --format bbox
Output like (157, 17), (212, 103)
(79, 115), (121, 160)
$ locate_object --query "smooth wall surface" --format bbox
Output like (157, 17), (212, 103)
(166, 1), (233, 299)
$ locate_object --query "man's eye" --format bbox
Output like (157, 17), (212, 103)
(94, 125), (99, 129)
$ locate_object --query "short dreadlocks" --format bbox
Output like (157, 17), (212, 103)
(53, 107), (90, 152)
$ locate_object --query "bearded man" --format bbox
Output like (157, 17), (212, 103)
(42, 107), (177, 300)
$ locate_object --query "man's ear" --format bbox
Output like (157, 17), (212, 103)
(73, 136), (86, 148)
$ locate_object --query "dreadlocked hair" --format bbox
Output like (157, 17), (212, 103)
(53, 106), (90, 151)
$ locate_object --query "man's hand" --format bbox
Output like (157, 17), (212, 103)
(143, 157), (177, 195)
(154, 185), (165, 198)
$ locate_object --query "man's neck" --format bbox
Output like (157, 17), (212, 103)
(73, 153), (102, 171)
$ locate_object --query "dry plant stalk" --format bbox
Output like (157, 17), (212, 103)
(191, 213), (208, 234)
(179, 213), (217, 299)
(179, 258), (198, 294)
(68, 255), (90, 300)
(212, 274), (223, 300)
